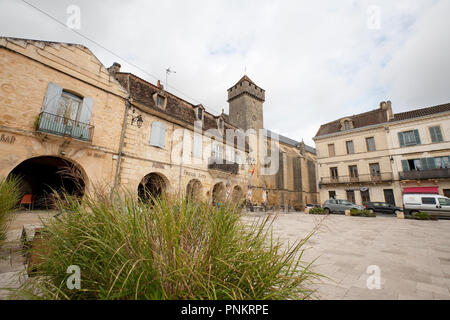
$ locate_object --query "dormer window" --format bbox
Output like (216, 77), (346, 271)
(340, 118), (354, 131)
(194, 104), (205, 122)
(153, 92), (167, 110)
(217, 117), (224, 131)
(156, 95), (164, 107)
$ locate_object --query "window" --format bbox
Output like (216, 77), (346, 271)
(211, 140), (223, 160)
(429, 126), (443, 143)
(40, 82), (93, 141)
(438, 198), (450, 206)
(365, 137), (376, 152)
(330, 167), (338, 179)
(156, 95), (164, 107)
(343, 120), (351, 130)
(402, 156), (450, 171)
(346, 141), (355, 154)
(421, 197), (436, 205)
(361, 189), (370, 205)
(328, 144), (335, 157)
(328, 191), (336, 199)
(398, 130), (421, 147)
(197, 108), (203, 120)
(57, 91), (82, 120)
(348, 165), (358, 178)
(369, 163), (380, 176)
(149, 121), (166, 148)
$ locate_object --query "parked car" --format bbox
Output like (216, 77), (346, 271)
(365, 202), (402, 215)
(322, 199), (365, 214)
(403, 193), (450, 218)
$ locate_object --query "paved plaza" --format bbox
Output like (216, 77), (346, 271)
(243, 212), (450, 299)
(1, 210), (450, 299)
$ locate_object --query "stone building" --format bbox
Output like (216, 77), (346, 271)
(0, 37), (128, 208)
(314, 101), (450, 207)
(0, 36), (317, 210)
(226, 76), (319, 209)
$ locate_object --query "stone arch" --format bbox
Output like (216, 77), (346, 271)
(7, 155), (86, 209)
(138, 172), (168, 202)
(231, 185), (243, 203)
(212, 182), (226, 206)
(186, 179), (202, 201)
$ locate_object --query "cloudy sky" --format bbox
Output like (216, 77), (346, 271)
(1, 0), (449, 145)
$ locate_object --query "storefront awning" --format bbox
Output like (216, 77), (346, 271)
(403, 186), (439, 194)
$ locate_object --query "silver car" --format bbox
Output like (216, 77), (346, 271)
(322, 199), (365, 214)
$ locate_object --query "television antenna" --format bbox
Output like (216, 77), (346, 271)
(166, 67), (176, 89)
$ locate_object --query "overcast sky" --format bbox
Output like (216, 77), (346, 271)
(1, 0), (449, 145)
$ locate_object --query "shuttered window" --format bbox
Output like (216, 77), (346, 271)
(346, 141), (354, 154)
(398, 130), (421, 147)
(429, 126), (443, 143)
(365, 137), (376, 152)
(150, 121), (166, 148)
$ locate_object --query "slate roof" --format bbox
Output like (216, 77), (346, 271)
(264, 129), (316, 154)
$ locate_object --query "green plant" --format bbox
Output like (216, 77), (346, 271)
(0, 175), (22, 244)
(309, 207), (325, 215)
(13, 192), (322, 300)
(414, 212), (432, 220)
(33, 115), (40, 130)
(349, 208), (375, 217)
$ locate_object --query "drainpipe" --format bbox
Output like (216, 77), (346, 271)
(111, 98), (130, 199)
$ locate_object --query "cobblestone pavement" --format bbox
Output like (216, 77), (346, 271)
(2, 210), (450, 300)
(0, 211), (54, 299)
(242, 211), (450, 300)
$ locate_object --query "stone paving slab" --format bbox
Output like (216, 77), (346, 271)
(242, 212), (450, 300)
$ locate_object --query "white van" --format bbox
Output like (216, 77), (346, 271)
(403, 194), (450, 218)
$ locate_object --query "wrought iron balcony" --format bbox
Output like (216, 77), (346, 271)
(36, 112), (94, 142)
(399, 168), (450, 181)
(208, 157), (239, 174)
(320, 172), (393, 185)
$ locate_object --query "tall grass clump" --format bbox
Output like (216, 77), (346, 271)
(0, 176), (22, 244)
(15, 192), (321, 300)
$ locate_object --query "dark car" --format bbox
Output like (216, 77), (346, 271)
(365, 202), (403, 215)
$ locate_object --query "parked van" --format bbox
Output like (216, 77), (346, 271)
(403, 194), (450, 218)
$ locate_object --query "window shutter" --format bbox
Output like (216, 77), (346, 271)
(398, 132), (405, 147)
(79, 97), (93, 124)
(401, 160), (410, 172)
(414, 130), (421, 145)
(158, 123), (166, 148)
(436, 127), (443, 142)
(426, 157), (436, 169)
(150, 122), (161, 147)
(42, 82), (62, 114)
(420, 158), (428, 170)
(430, 126), (443, 143)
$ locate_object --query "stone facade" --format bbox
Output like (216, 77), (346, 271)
(0, 37), (317, 210)
(0, 38), (128, 197)
(314, 101), (450, 207)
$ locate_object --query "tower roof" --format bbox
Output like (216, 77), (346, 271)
(228, 74), (264, 92)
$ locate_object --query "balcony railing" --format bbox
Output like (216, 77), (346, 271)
(208, 157), (239, 174)
(400, 168), (450, 180)
(37, 112), (94, 142)
(320, 172), (393, 185)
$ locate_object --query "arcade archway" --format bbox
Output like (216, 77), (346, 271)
(138, 172), (167, 202)
(231, 185), (243, 203)
(186, 179), (202, 201)
(212, 182), (226, 206)
(8, 156), (85, 209)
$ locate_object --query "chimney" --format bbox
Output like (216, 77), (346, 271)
(157, 80), (164, 90)
(380, 100), (393, 121)
(108, 62), (121, 75)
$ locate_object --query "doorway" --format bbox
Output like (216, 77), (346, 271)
(383, 189), (395, 206)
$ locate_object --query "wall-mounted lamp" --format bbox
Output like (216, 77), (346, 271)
(131, 108), (143, 128)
